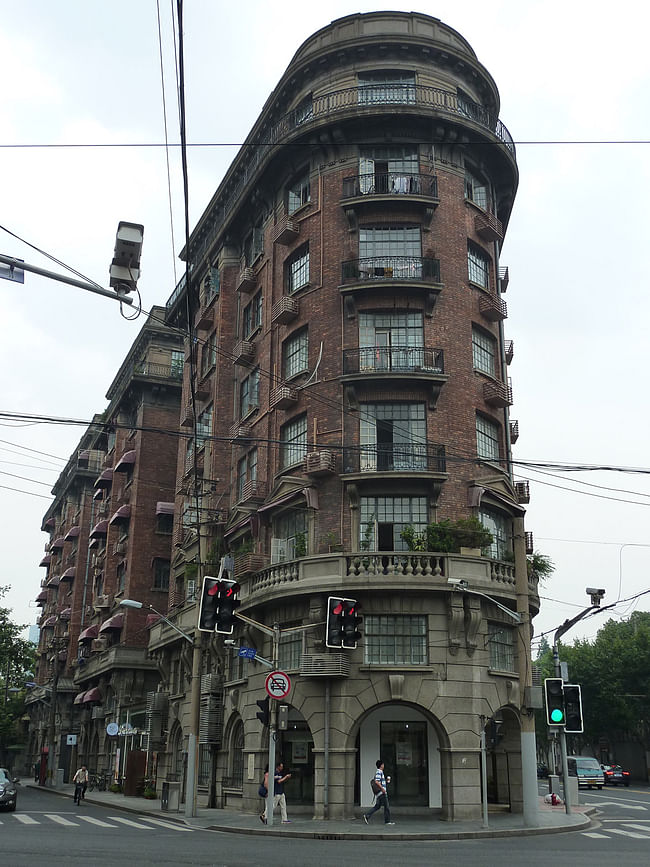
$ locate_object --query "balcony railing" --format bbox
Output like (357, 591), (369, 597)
(343, 345), (443, 375)
(344, 443), (446, 474)
(133, 361), (183, 381)
(342, 172), (438, 200)
(166, 83), (514, 313)
(341, 256), (440, 284)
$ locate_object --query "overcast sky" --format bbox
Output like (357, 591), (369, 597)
(1, 0), (648, 654)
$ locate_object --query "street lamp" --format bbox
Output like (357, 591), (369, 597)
(447, 578), (522, 622)
(118, 599), (200, 819)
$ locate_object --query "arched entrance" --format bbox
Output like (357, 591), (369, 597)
(274, 705), (314, 805)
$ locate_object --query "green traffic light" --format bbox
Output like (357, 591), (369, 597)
(550, 708), (565, 723)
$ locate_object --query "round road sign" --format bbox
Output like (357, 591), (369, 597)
(106, 722), (119, 736)
(265, 670), (291, 700)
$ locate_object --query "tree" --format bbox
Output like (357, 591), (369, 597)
(0, 586), (36, 766)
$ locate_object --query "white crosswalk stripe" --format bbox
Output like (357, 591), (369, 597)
(45, 813), (79, 826)
(13, 814), (39, 824)
(621, 823), (650, 832)
(136, 816), (194, 831)
(77, 815), (119, 827)
(608, 828), (650, 839)
(582, 832), (609, 838)
(106, 816), (158, 829)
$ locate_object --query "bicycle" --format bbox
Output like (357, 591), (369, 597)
(88, 772), (107, 792)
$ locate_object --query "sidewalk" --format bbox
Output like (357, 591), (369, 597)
(23, 781), (594, 840)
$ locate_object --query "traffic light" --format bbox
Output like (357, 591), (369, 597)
(256, 696), (270, 727)
(197, 575), (240, 634)
(326, 596), (345, 648)
(341, 599), (362, 649)
(215, 577), (241, 635)
(563, 684), (583, 733)
(544, 677), (566, 726)
(197, 576), (221, 632)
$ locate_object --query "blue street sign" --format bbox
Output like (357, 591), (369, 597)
(238, 647), (257, 659)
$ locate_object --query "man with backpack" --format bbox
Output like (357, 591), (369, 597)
(364, 759), (395, 825)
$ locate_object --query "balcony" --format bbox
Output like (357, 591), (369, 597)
(236, 267), (256, 293)
(270, 385), (299, 410)
(233, 340), (255, 366)
(271, 295), (299, 325)
(229, 422), (254, 442)
(180, 403), (194, 428)
(238, 480), (267, 504)
(234, 553), (269, 580)
(271, 215), (300, 246)
(509, 419), (519, 443)
(343, 171), (438, 201)
(515, 480), (530, 504)
(196, 304), (213, 332)
(303, 450), (337, 476)
(343, 443), (446, 475)
(525, 532), (534, 555)
(474, 211), (504, 242)
(504, 340), (514, 365)
(479, 293), (507, 321)
(483, 379), (513, 407)
(342, 345), (448, 409)
(498, 266), (509, 292)
(341, 256), (440, 284)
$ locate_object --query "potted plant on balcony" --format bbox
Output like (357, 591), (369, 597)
(401, 518), (493, 554)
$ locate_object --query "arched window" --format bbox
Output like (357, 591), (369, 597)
(231, 719), (244, 788)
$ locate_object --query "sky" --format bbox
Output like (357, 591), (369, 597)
(1, 0), (649, 655)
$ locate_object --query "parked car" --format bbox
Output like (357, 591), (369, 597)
(0, 768), (18, 811)
(537, 763), (549, 778)
(601, 764), (631, 787)
(567, 756), (604, 789)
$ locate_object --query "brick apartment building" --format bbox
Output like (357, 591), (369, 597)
(27, 308), (183, 789)
(156, 12), (539, 822)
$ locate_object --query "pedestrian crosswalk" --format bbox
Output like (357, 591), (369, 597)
(583, 821), (650, 840)
(0, 812), (195, 832)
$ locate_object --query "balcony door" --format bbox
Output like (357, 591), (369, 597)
(359, 312), (423, 372)
(360, 403), (426, 472)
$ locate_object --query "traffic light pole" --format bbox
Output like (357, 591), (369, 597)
(265, 624), (280, 827)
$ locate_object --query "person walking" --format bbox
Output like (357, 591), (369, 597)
(72, 765), (89, 805)
(260, 761), (292, 824)
(364, 759), (395, 825)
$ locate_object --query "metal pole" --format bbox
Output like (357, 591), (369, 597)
(265, 625), (280, 827)
(553, 642), (572, 815)
(46, 662), (60, 787)
(0, 253), (132, 303)
(323, 680), (330, 820)
(480, 721), (488, 829)
(184, 634), (202, 818)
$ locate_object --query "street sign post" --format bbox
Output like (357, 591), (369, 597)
(238, 647), (257, 659)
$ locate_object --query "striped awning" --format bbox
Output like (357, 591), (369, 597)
(78, 624), (99, 642)
(109, 504), (131, 524)
(64, 526), (80, 541)
(90, 519), (109, 538)
(83, 687), (102, 704)
(156, 501), (175, 515)
(39, 554), (52, 567)
(42, 616), (57, 627)
(50, 537), (65, 550)
(35, 590), (48, 604)
(46, 575), (60, 588)
(59, 607), (72, 620)
(114, 450), (136, 472)
(61, 567), (75, 580)
(94, 468), (114, 489)
(73, 691), (87, 705)
(99, 614), (124, 632)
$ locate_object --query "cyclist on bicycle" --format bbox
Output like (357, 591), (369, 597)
(73, 765), (89, 805)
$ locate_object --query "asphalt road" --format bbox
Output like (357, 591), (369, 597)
(2, 782), (649, 867)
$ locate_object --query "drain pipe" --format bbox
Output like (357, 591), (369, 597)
(323, 679), (330, 819)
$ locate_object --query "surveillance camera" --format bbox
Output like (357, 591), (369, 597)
(447, 578), (469, 589)
(224, 639), (236, 646)
(586, 588), (605, 597)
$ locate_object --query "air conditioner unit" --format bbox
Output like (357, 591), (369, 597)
(94, 594), (111, 609)
(112, 541), (127, 555)
(92, 638), (108, 653)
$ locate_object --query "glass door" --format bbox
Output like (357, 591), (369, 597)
(380, 721), (428, 805)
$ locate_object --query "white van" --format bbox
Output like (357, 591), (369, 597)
(567, 756), (604, 789)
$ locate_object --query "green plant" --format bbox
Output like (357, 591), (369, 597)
(143, 786), (157, 799)
(400, 517), (493, 554)
(233, 538), (254, 556)
(527, 550), (555, 581)
(360, 516), (375, 551)
(109, 783), (122, 794)
(184, 563), (198, 580)
(294, 531), (307, 558)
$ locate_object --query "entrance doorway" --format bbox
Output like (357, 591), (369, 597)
(380, 720), (428, 805)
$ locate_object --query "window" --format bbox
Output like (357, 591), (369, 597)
(358, 71), (416, 105)
(196, 404), (213, 447)
(182, 497), (199, 530)
(468, 243), (490, 289)
(359, 226), (422, 279)
(170, 350), (184, 378)
(272, 509), (307, 562)
(285, 245), (310, 293)
(280, 414), (307, 468)
(237, 449), (258, 500)
(359, 146), (419, 194)
(156, 512), (174, 534)
(201, 334), (216, 377)
(288, 170), (311, 214)
(202, 266), (220, 304)
(278, 629), (302, 670)
(360, 403), (426, 471)
(244, 223), (263, 265)
(229, 649), (248, 681)
(230, 721), (245, 788)
(488, 622), (515, 671)
(465, 169), (489, 210)
(198, 745), (211, 787)
(472, 326), (496, 375)
(240, 369), (260, 417)
(359, 311), (423, 370)
(479, 507), (512, 560)
(360, 495), (428, 551)
(153, 559), (170, 591)
(116, 561), (126, 594)
(242, 292), (262, 338)
(283, 328), (309, 379)
(364, 615), (427, 664)
(476, 414), (500, 463)
(293, 94), (313, 126)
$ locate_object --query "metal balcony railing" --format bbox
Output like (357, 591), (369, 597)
(344, 443), (446, 474)
(343, 345), (443, 375)
(342, 172), (438, 199)
(341, 256), (440, 283)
